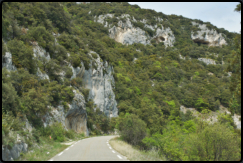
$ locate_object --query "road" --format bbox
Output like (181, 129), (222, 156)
(48, 135), (129, 161)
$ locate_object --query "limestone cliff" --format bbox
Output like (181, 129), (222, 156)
(191, 21), (227, 46)
(94, 14), (175, 47)
(83, 51), (118, 117)
(42, 89), (88, 136)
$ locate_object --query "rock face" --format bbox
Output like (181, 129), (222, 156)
(2, 52), (17, 71)
(32, 43), (51, 80)
(83, 51), (118, 117)
(95, 14), (175, 47)
(41, 89), (88, 136)
(65, 89), (88, 135)
(198, 58), (216, 65)
(2, 141), (28, 161)
(191, 21), (227, 46)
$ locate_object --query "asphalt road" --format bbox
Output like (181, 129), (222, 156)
(48, 135), (128, 161)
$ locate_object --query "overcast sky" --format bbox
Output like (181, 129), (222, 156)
(128, 2), (241, 33)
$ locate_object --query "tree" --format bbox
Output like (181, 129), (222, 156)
(7, 39), (37, 74)
(2, 82), (21, 116)
(226, 4), (241, 114)
(118, 113), (147, 146)
(184, 122), (241, 161)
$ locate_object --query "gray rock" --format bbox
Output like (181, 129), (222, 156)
(33, 45), (51, 61)
(96, 14), (175, 47)
(36, 67), (50, 81)
(198, 58), (216, 65)
(191, 21), (227, 46)
(2, 146), (12, 161)
(83, 51), (118, 117)
(65, 89), (88, 135)
(2, 52), (17, 71)
(2, 141), (28, 161)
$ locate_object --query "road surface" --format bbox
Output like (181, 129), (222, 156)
(48, 135), (128, 161)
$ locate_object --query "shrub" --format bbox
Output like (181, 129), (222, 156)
(50, 122), (65, 142)
(64, 129), (75, 139)
(118, 113), (147, 146)
(184, 122), (241, 161)
(65, 67), (73, 78)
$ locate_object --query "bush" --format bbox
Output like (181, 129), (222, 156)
(49, 122), (65, 142)
(118, 113), (147, 146)
(64, 129), (75, 139)
(65, 67), (73, 78)
(184, 122), (241, 161)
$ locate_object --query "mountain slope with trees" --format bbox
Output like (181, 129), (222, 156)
(2, 2), (241, 161)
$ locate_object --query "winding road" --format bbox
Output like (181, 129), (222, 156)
(48, 135), (129, 161)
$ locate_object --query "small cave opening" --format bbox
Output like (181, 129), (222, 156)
(154, 36), (165, 42)
(193, 39), (210, 45)
(159, 36), (165, 41)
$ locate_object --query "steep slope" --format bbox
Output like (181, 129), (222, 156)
(2, 2), (241, 161)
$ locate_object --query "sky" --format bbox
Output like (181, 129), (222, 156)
(128, 2), (241, 33)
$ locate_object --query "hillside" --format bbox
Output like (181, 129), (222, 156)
(2, 2), (241, 161)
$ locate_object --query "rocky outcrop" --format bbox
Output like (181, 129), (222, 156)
(41, 89), (88, 136)
(95, 14), (175, 47)
(2, 52), (17, 71)
(180, 105), (241, 129)
(65, 89), (88, 135)
(83, 51), (118, 117)
(70, 62), (85, 80)
(198, 58), (216, 65)
(2, 141), (28, 161)
(191, 21), (227, 46)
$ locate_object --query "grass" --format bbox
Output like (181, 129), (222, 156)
(15, 133), (86, 161)
(109, 137), (166, 161)
(15, 136), (69, 161)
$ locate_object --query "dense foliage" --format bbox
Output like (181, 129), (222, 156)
(2, 2), (241, 160)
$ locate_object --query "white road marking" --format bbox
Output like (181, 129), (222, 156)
(58, 152), (63, 156)
(117, 155), (122, 159)
(112, 150), (115, 153)
(49, 159), (53, 161)
(65, 148), (69, 151)
(109, 147), (112, 149)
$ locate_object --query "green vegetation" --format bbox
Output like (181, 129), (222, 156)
(2, 2), (241, 161)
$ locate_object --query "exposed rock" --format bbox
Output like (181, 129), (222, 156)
(180, 105), (241, 129)
(208, 72), (214, 76)
(191, 21), (227, 47)
(95, 14), (175, 47)
(70, 62), (85, 79)
(2, 52), (17, 71)
(33, 44), (51, 61)
(36, 68), (50, 81)
(208, 53), (218, 57)
(198, 58), (216, 65)
(76, 2), (90, 4)
(179, 54), (185, 60)
(2, 141), (28, 161)
(227, 72), (232, 77)
(96, 14), (114, 24)
(133, 58), (137, 63)
(83, 51), (118, 117)
(42, 89), (88, 136)
(152, 26), (175, 47)
(232, 114), (241, 129)
(65, 89), (88, 135)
